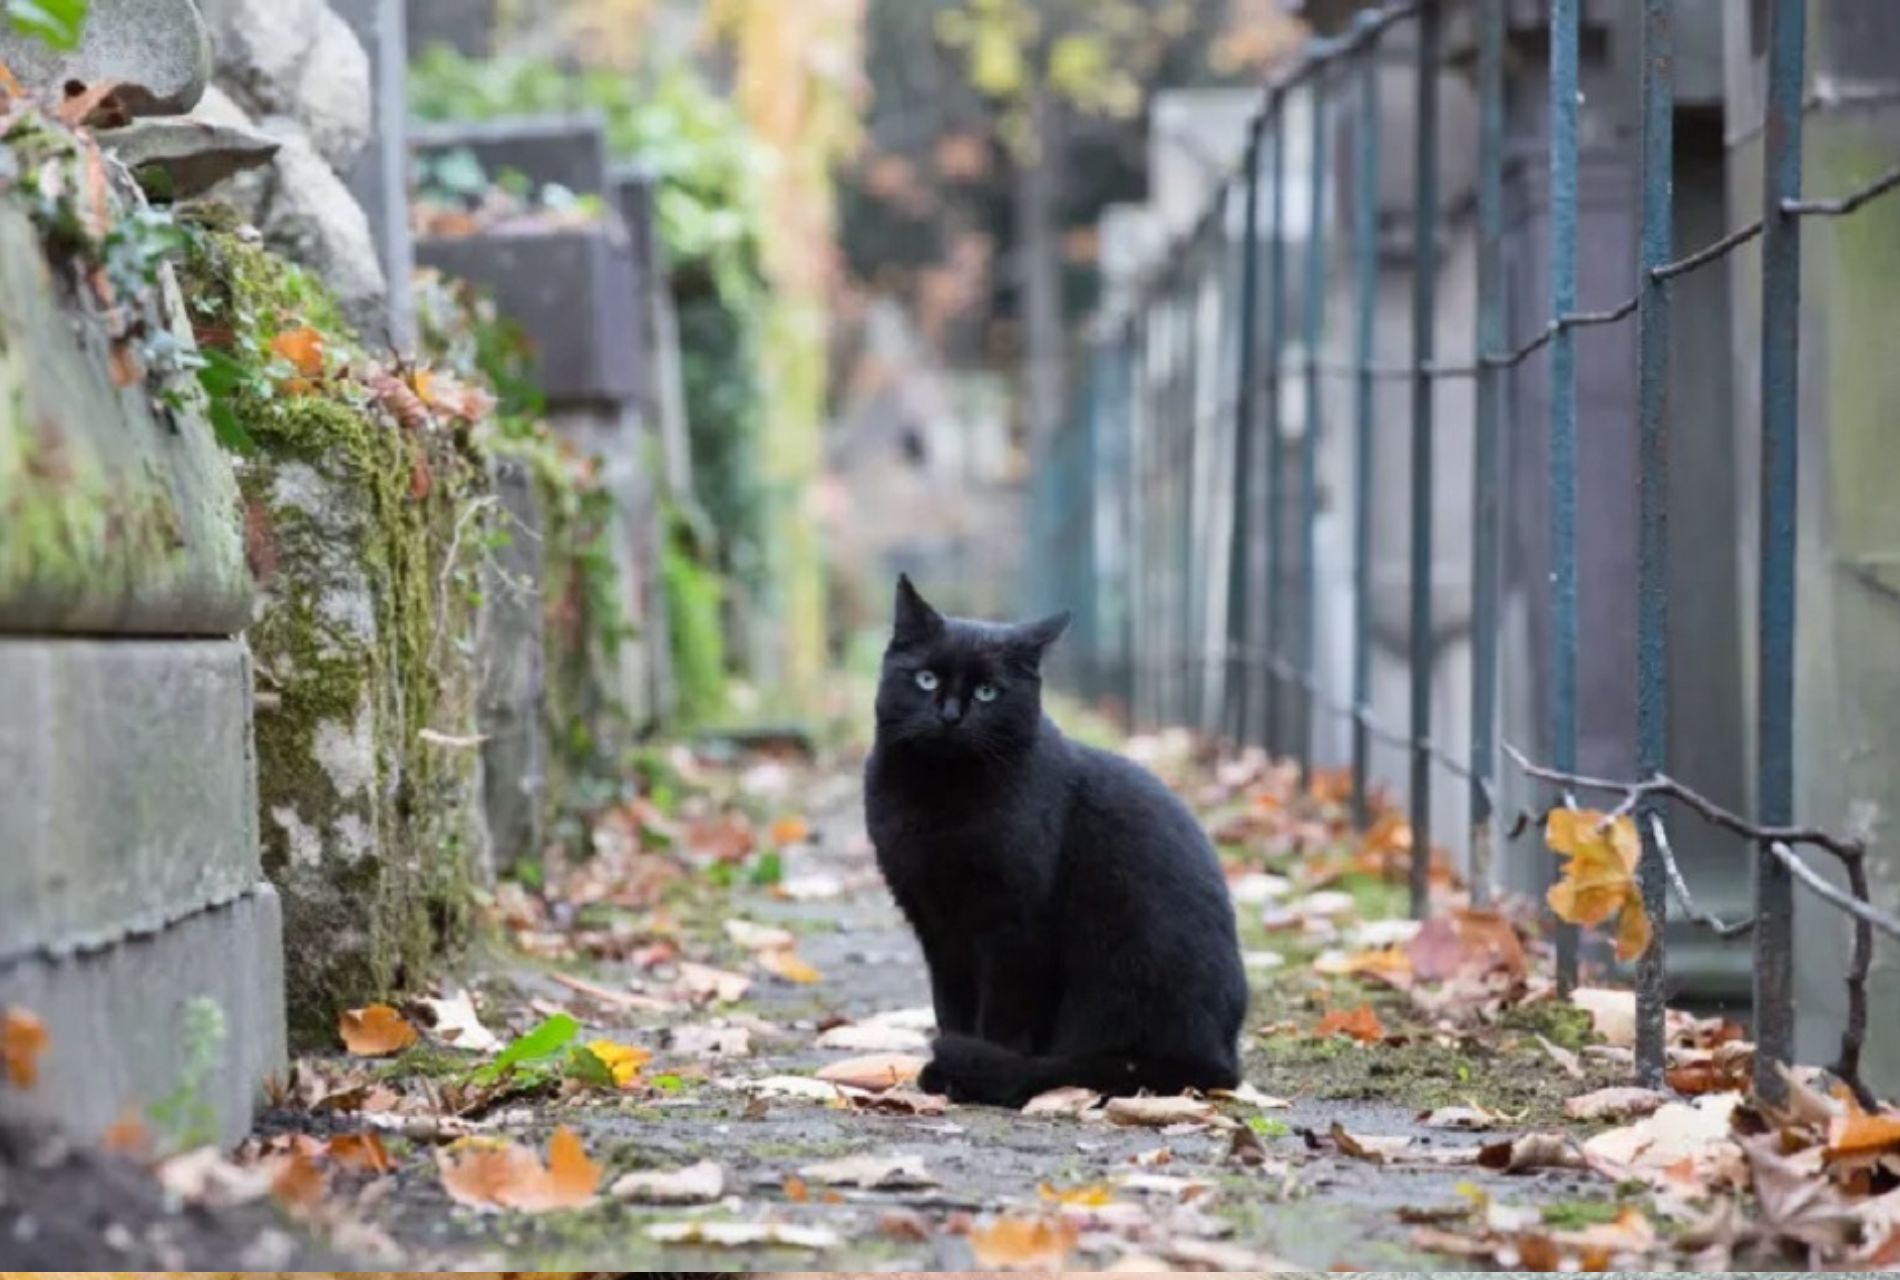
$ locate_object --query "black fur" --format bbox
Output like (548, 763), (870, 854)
(864, 575), (1248, 1107)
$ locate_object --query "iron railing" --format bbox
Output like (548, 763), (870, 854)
(1031, 0), (1900, 1103)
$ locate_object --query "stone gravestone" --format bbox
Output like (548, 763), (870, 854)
(404, 0), (497, 58)
(332, 0), (417, 350)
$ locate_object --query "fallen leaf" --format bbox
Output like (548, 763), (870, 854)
(418, 990), (501, 1053)
(815, 1022), (929, 1052)
(610, 1159), (725, 1204)
(1535, 1033), (1585, 1079)
(648, 1220), (841, 1249)
(800, 1152), (937, 1189)
(101, 1109), (152, 1158)
(586, 1039), (653, 1087)
(878, 1207), (935, 1241)
(270, 326), (327, 380)
(1314, 945), (1413, 981)
(861, 1087), (950, 1116)
(1569, 987), (1636, 1047)
(327, 1131), (393, 1174)
(1827, 1106), (1900, 1159)
(1406, 908), (1527, 982)
(338, 1004), (419, 1057)
(815, 1053), (924, 1092)
(675, 961), (751, 1005)
(725, 918), (797, 951)
(1106, 1095), (1215, 1128)
(270, 1149), (328, 1213)
(1667, 1054), (1751, 1096)
(1041, 1180), (1115, 1205)
(1582, 1093), (1743, 1194)
(1024, 1085), (1102, 1116)
(1331, 1121), (1411, 1162)
(3, 1007), (48, 1088)
(1565, 1086), (1669, 1122)
(1546, 810), (1651, 962)
(1211, 1080), (1292, 1109)
(1417, 1104), (1511, 1130)
(759, 947), (822, 984)
(741, 1073), (869, 1103)
(968, 1214), (1080, 1269)
(1478, 1131), (1581, 1172)
(1314, 1004), (1386, 1043)
(436, 1125), (600, 1212)
(770, 814), (812, 844)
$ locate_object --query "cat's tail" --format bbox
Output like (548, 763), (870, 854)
(924, 1034), (1237, 1108)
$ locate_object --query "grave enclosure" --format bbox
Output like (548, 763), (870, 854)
(0, 0), (684, 1140)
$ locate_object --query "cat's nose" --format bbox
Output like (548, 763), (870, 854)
(938, 696), (963, 725)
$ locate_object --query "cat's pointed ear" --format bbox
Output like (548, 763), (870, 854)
(1012, 609), (1071, 668)
(892, 574), (944, 646)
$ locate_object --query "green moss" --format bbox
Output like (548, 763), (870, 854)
(181, 226), (488, 1045)
(1500, 998), (1598, 1052)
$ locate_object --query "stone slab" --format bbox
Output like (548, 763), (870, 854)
(0, 883), (286, 1147)
(404, 0), (496, 58)
(333, 0), (417, 350)
(0, 0), (212, 117)
(415, 227), (640, 404)
(0, 639), (260, 961)
(411, 116), (611, 196)
(0, 203), (253, 636)
(477, 454), (547, 871)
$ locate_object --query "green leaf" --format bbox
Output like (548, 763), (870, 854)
(748, 849), (782, 887)
(564, 1044), (617, 1089)
(472, 1012), (578, 1084)
(650, 1073), (685, 1093)
(6, 0), (88, 50)
(1247, 1115), (1289, 1137)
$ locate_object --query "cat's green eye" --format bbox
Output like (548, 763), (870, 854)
(974, 682), (999, 703)
(915, 670), (939, 691)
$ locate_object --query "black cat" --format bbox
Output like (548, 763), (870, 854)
(864, 575), (1249, 1107)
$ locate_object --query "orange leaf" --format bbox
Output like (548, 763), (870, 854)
(1826, 1108), (1900, 1159)
(270, 1149), (328, 1212)
(968, 1214), (1080, 1269)
(783, 1173), (810, 1202)
(770, 814), (812, 845)
(338, 1003), (420, 1057)
(3, 1007), (49, 1088)
(815, 1052), (924, 1092)
(0, 61), (23, 100)
(1613, 894), (1653, 964)
(1407, 907), (1527, 982)
(760, 947), (822, 985)
(1314, 1004), (1386, 1044)
(101, 1108), (152, 1158)
(270, 326), (327, 379)
(1039, 1181), (1114, 1206)
(328, 1131), (394, 1174)
(437, 1125), (600, 1212)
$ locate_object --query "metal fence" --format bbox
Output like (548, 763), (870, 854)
(1031, 0), (1900, 1103)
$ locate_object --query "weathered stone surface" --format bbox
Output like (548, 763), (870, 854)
(201, 86), (391, 342)
(0, 884), (285, 1147)
(331, 0), (415, 349)
(99, 116), (280, 200)
(0, 0), (213, 117)
(0, 640), (259, 960)
(477, 454), (547, 871)
(199, 0), (371, 170)
(0, 202), (252, 636)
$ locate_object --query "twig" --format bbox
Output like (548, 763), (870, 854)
(1645, 814), (1754, 939)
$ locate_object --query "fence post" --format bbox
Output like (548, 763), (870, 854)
(1265, 88), (1289, 757)
(1299, 75), (1329, 782)
(1753, 0), (1806, 1105)
(1468, 0), (1505, 906)
(1349, 27), (1380, 830)
(1407, 0), (1442, 919)
(1228, 125), (1265, 749)
(1176, 265), (1198, 728)
(1549, 0), (1583, 992)
(1633, 0), (1675, 1090)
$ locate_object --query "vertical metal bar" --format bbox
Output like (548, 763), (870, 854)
(1122, 314), (1141, 727)
(1407, 0), (1442, 919)
(1228, 123), (1265, 748)
(1633, 0), (1674, 1091)
(1177, 265), (1197, 727)
(1468, 0), (1505, 907)
(1350, 26), (1380, 830)
(1753, 0), (1805, 1106)
(1299, 75), (1329, 783)
(1265, 89), (1289, 756)
(1548, 0), (1582, 991)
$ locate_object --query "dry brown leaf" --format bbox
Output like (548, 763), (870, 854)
(814, 1052), (925, 1092)
(1105, 1095), (1215, 1128)
(1416, 1104), (1511, 1130)
(675, 961), (752, 1005)
(1314, 1004), (1386, 1043)
(1406, 907), (1527, 982)
(1564, 1086), (1669, 1122)
(1023, 1085), (1102, 1116)
(338, 1003), (419, 1056)
(436, 1125), (600, 1212)
(647, 1220), (840, 1249)
(968, 1214), (1081, 1269)
(814, 1021), (928, 1052)
(1827, 1105), (1900, 1159)
(770, 814), (812, 844)
(610, 1159), (726, 1204)
(418, 989), (500, 1053)
(1330, 1120), (1411, 1162)
(1478, 1131), (1581, 1172)
(326, 1131), (393, 1174)
(3, 1007), (48, 1088)
(759, 947), (822, 984)
(1570, 987), (1637, 1048)
(1534, 1033), (1585, 1079)
(270, 1149), (328, 1212)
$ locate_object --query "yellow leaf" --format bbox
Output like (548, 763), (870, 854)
(760, 947), (822, 984)
(338, 1003), (420, 1057)
(3, 1007), (49, 1089)
(769, 814), (811, 845)
(1039, 1181), (1113, 1206)
(968, 1214), (1080, 1269)
(1614, 896), (1653, 964)
(270, 325), (326, 379)
(586, 1039), (654, 1088)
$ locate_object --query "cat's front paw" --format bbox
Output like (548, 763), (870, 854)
(918, 1060), (950, 1098)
